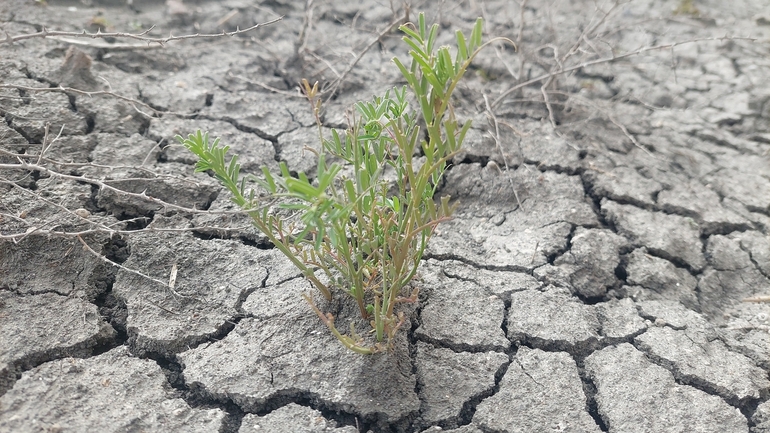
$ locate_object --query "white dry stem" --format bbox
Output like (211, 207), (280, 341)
(0, 160), (246, 215)
(0, 175), (254, 242)
(0, 82), (158, 118)
(0, 82), (208, 118)
(547, 90), (655, 158)
(168, 263), (178, 290)
(0, 17), (283, 46)
(323, 13), (407, 99)
(1, 17), (283, 117)
(37, 123), (66, 165)
(491, 35), (757, 109)
(228, 72), (305, 98)
(482, 94), (523, 211)
(0, 147), (192, 182)
(76, 234), (201, 304)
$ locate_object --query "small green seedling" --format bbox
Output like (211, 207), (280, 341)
(179, 13), (508, 353)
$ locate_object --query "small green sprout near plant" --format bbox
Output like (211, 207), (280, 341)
(179, 14), (508, 353)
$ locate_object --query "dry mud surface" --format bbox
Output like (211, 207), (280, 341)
(2, 0), (770, 432)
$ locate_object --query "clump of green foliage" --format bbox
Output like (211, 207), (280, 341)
(179, 13), (495, 353)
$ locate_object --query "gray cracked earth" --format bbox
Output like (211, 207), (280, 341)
(2, 0), (770, 432)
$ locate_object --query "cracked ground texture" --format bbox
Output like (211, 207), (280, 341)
(1, 0), (770, 432)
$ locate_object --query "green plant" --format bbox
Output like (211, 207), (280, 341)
(179, 13), (501, 353)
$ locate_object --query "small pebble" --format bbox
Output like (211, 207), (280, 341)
(490, 213), (505, 226)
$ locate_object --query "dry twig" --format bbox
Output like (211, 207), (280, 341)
(76, 234), (202, 303)
(0, 161), (266, 217)
(0, 82), (159, 117)
(323, 13), (407, 99)
(482, 94), (523, 211)
(492, 35), (757, 109)
(0, 17), (283, 45)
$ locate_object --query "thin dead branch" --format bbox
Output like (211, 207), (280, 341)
(482, 94), (523, 211)
(0, 222), (253, 242)
(0, 161), (263, 217)
(0, 83), (159, 117)
(0, 81), (224, 119)
(546, 90), (655, 158)
(492, 35), (757, 109)
(0, 176), (254, 242)
(33, 37), (165, 51)
(76, 235), (198, 308)
(0, 147), (197, 182)
(323, 13), (407, 100)
(0, 17), (283, 46)
(296, 0), (315, 56)
(227, 72), (304, 98)
(37, 122), (65, 165)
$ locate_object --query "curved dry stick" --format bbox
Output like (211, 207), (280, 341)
(323, 13), (407, 100)
(0, 161), (272, 217)
(491, 35), (757, 109)
(482, 94), (523, 211)
(0, 224), (254, 242)
(1, 18), (281, 116)
(0, 17), (283, 45)
(0, 174), (255, 243)
(76, 234), (201, 303)
(0, 82), (194, 117)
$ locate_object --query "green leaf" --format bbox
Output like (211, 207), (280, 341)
(279, 161), (291, 179)
(284, 175), (315, 199)
(418, 12), (427, 39)
(437, 47), (453, 83)
(456, 30), (468, 63)
(344, 179), (357, 204)
(470, 17), (483, 50)
(426, 23), (439, 54)
(398, 25), (422, 43)
(261, 166), (277, 193)
(457, 119), (472, 152)
(402, 37), (429, 62)
(393, 57), (419, 91)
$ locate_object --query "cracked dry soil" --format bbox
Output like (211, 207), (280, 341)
(2, 0), (770, 432)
